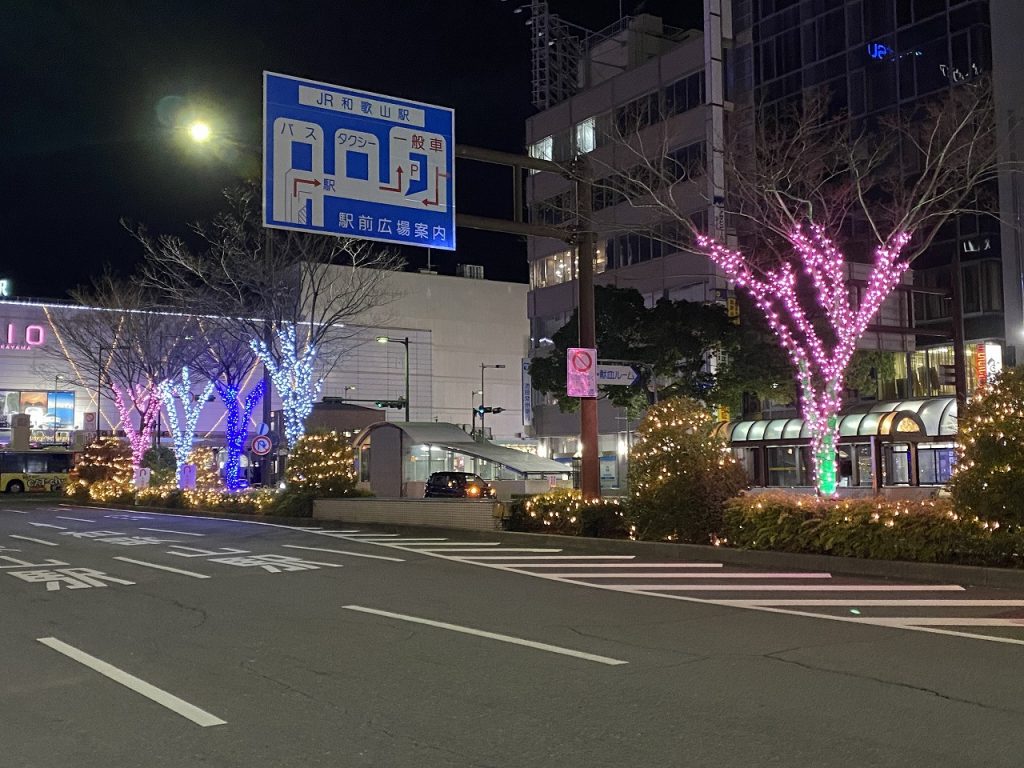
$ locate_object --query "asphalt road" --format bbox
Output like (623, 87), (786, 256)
(3, 496), (1024, 768)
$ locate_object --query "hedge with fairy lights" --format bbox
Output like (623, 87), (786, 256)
(284, 431), (357, 496)
(627, 397), (748, 542)
(950, 366), (1024, 524)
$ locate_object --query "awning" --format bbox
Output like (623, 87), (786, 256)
(353, 422), (569, 476)
(715, 397), (958, 444)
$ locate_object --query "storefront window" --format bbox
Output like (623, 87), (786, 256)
(767, 446), (801, 486)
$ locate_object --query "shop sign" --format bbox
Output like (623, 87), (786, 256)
(977, 343), (1003, 387)
(1, 323), (46, 352)
(0, 279), (10, 297)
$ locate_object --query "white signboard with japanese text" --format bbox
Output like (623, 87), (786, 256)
(566, 347), (597, 398)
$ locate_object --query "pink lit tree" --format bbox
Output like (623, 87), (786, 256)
(586, 78), (1000, 493)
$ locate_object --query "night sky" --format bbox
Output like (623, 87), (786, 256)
(3, 0), (702, 299)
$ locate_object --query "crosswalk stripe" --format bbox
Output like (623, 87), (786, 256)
(617, 584), (966, 592)
(855, 617), (1024, 627)
(458, 554), (634, 561)
(511, 562), (723, 569)
(719, 599), (1024, 607)
(418, 547), (550, 553)
(526, 571), (833, 579)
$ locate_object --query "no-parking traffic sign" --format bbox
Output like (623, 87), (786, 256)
(566, 347), (597, 398)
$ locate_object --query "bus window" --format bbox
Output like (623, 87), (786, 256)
(47, 454), (72, 473)
(24, 454), (48, 473)
(1, 453), (25, 473)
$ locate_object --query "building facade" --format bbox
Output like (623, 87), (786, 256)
(0, 268), (529, 455)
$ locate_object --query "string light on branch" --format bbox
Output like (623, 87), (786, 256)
(250, 324), (323, 451)
(111, 381), (164, 472)
(158, 366), (215, 486)
(695, 225), (911, 495)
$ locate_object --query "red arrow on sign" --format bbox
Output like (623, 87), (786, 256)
(293, 178), (321, 196)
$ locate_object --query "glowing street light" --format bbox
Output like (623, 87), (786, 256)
(187, 120), (212, 143)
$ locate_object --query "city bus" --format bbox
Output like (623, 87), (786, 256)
(0, 450), (74, 493)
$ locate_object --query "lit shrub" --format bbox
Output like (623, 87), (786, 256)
(506, 489), (629, 538)
(950, 366), (1024, 525)
(723, 492), (1024, 566)
(627, 397), (748, 542)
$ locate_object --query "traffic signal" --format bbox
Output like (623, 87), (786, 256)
(374, 399), (406, 409)
(474, 406), (505, 416)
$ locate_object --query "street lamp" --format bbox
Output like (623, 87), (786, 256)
(376, 336), (410, 421)
(187, 120), (212, 143)
(480, 363), (506, 438)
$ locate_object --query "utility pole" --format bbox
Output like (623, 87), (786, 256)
(574, 155), (600, 500)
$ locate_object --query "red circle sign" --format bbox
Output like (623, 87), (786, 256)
(251, 435), (273, 456)
(571, 349), (593, 373)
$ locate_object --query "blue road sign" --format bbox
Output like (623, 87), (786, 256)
(263, 71), (455, 250)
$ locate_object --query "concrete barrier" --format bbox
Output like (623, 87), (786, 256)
(314, 497), (505, 531)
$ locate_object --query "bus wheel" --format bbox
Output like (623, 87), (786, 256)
(6, 481), (24, 494)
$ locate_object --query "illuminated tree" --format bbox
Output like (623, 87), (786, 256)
(581, 79), (999, 494)
(284, 431), (356, 496)
(628, 397), (746, 542)
(158, 366), (215, 486)
(951, 366), (1024, 523)
(136, 183), (404, 462)
(67, 437), (133, 501)
(45, 274), (195, 475)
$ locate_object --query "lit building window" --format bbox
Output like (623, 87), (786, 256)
(575, 116), (596, 154)
(529, 136), (553, 163)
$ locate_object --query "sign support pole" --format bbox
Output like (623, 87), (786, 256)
(575, 156), (600, 500)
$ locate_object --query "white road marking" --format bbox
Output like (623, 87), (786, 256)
(528, 571), (833, 579)
(853, 617), (1024, 627)
(36, 637), (226, 727)
(8, 509), (29, 514)
(418, 547), (550, 553)
(138, 528), (205, 537)
(282, 545), (404, 562)
(378, 538), (451, 543)
(10, 535), (58, 547)
(28, 522), (67, 530)
(720, 599), (1024, 607)
(343, 605), (628, 666)
(457, 554), (633, 561)
(339, 533), (402, 538)
(511, 562), (724, 569)
(113, 557), (212, 579)
(623, 584), (966, 592)
(398, 542), (502, 547)
(56, 516), (94, 523)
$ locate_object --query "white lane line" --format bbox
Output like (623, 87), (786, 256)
(8, 509), (29, 514)
(530, 571), (833, 579)
(381, 538), (451, 543)
(624, 584), (966, 592)
(56, 516), (94, 523)
(10, 535), (58, 547)
(138, 528), (206, 537)
(339, 533), (402, 538)
(854, 617), (1024, 627)
(282, 545), (404, 562)
(459, 554), (636, 561)
(398, 542), (502, 547)
(28, 522), (67, 530)
(512, 562), (724, 569)
(418, 547), (554, 554)
(720, 599), (1024, 607)
(36, 637), (226, 727)
(343, 605), (628, 666)
(320, 530), (362, 534)
(113, 557), (212, 579)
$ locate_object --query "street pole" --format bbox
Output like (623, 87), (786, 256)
(575, 155), (600, 500)
(53, 375), (59, 446)
(403, 336), (410, 421)
(480, 364), (486, 436)
(950, 249), (968, 408)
